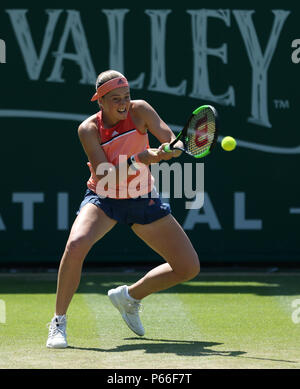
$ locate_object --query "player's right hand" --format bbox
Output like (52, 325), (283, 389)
(87, 161), (99, 182)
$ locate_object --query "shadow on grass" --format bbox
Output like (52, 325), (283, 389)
(0, 273), (299, 296)
(68, 338), (245, 358)
(68, 337), (298, 364)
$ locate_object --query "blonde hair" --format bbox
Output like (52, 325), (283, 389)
(95, 70), (125, 108)
(95, 70), (125, 90)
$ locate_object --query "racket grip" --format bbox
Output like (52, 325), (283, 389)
(163, 144), (172, 153)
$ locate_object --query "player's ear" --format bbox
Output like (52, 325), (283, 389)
(98, 97), (104, 109)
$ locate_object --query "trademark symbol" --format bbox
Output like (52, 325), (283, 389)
(273, 99), (290, 109)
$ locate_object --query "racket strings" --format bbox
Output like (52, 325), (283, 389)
(186, 110), (216, 156)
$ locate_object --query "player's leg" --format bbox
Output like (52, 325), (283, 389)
(107, 214), (199, 336)
(47, 203), (117, 348)
(128, 214), (200, 300)
(55, 203), (117, 316)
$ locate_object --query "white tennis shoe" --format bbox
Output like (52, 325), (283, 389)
(46, 315), (68, 348)
(108, 285), (145, 336)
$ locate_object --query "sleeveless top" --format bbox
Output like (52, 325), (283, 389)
(87, 110), (154, 198)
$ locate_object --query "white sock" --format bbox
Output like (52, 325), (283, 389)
(125, 286), (140, 302)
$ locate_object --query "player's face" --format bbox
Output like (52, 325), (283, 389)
(100, 87), (131, 123)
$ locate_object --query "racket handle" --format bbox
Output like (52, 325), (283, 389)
(163, 144), (172, 153)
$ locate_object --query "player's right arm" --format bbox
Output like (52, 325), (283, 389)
(78, 119), (108, 181)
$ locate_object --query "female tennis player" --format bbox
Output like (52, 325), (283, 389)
(46, 70), (200, 348)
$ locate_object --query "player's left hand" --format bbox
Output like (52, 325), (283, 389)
(157, 142), (183, 159)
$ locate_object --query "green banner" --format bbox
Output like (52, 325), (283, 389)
(0, 0), (299, 264)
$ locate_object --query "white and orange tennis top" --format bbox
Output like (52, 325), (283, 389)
(87, 110), (154, 198)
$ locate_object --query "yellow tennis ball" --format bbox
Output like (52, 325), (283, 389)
(221, 136), (236, 151)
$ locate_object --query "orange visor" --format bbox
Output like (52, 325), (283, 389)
(91, 77), (129, 101)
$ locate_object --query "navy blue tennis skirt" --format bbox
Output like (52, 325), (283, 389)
(77, 188), (171, 226)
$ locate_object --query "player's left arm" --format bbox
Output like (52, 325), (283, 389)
(134, 100), (182, 159)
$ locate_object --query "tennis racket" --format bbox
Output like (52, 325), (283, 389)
(164, 105), (219, 158)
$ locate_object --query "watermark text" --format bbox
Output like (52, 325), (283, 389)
(291, 39), (300, 64)
(292, 299), (300, 324)
(0, 299), (6, 323)
(0, 39), (6, 63)
(92, 156), (204, 209)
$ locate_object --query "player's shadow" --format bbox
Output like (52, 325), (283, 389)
(121, 338), (297, 364)
(69, 337), (298, 364)
(69, 338), (246, 358)
(111, 338), (245, 358)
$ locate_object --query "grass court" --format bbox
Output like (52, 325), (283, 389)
(0, 269), (299, 369)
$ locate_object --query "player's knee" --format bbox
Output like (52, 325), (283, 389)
(65, 235), (91, 259)
(184, 254), (200, 281)
(172, 254), (200, 282)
